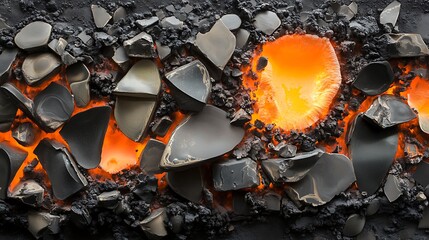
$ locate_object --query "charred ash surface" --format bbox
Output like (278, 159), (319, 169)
(1, 0), (429, 239)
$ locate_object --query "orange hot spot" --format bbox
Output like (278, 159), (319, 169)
(243, 34), (342, 131)
(408, 75), (429, 122)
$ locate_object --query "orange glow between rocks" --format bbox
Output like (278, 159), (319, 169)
(244, 34), (342, 131)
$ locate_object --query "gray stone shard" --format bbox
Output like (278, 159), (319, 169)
(413, 161), (429, 187)
(155, 41), (171, 60)
(97, 190), (120, 209)
(48, 38), (67, 56)
(380, 1), (401, 27)
(220, 14), (242, 31)
(77, 31), (93, 46)
(28, 212), (60, 239)
(195, 20), (236, 70)
(166, 168), (203, 202)
(151, 116), (172, 137)
(165, 60), (211, 112)
(384, 174), (402, 202)
(349, 2), (358, 14)
(338, 5), (356, 21)
(287, 153), (356, 206)
(66, 62), (91, 107)
(22, 53), (61, 86)
(0, 48), (18, 83)
(364, 95), (416, 128)
(12, 122), (37, 147)
(160, 16), (184, 29)
(14, 21), (52, 51)
(274, 142), (297, 158)
(9, 180), (44, 207)
(253, 11), (281, 35)
(139, 139), (165, 175)
(91, 5), (112, 28)
(113, 7), (126, 22)
(0, 90), (18, 132)
(261, 149), (323, 184)
(160, 105), (245, 170)
(34, 139), (88, 200)
(212, 158), (259, 191)
(353, 61), (394, 96)
(93, 32), (117, 46)
(235, 28), (250, 49)
(140, 208), (168, 240)
(0, 142), (28, 199)
(230, 108), (251, 126)
(343, 214), (366, 237)
(123, 32), (157, 58)
(348, 114), (398, 195)
(386, 33), (429, 58)
(112, 46), (130, 70)
(136, 17), (159, 29)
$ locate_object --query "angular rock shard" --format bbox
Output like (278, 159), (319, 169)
(343, 214), (366, 237)
(348, 114), (398, 195)
(139, 138), (165, 175)
(155, 41), (171, 60)
(380, 1), (401, 27)
(14, 21), (52, 51)
(113, 7), (126, 22)
(220, 14), (242, 31)
(353, 61), (394, 96)
(97, 190), (120, 209)
(0, 48), (18, 82)
(60, 106), (111, 169)
(165, 60), (211, 112)
(9, 180), (44, 206)
(364, 95), (416, 128)
(0, 90), (18, 132)
(160, 105), (245, 170)
(166, 168), (203, 202)
(151, 116), (172, 137)
(384, 174), (402, 202)
(0, 143), (27, 199)
(136, 17), (159, 29)
(66, 62), (91, 107)
(140, 208), (168, 240)
(213, 158), (259, 191)
(287, 153), (356, 206)
(91, 5), (111, 28)
(262, 149), (323, 184)
(28, 212), (60, 239)
(12, 122), (37, 146)
(338, 5), (356, 21)
(386, 33), (429, 58)
(112, 46), (129, 70)
(123, 32), (157, 58)
(22, 53), (61, 86)
(195, 20), (236, 70)
(253, 11), (281, 35)
(34, 139), (88, 200)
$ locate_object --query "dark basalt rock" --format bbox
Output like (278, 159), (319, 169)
(0, 48), (18, 83)
(264, 192), (282, 211)
(353, 61), (394, 96)
(364, 95), (416, 128)
(166, 167), (203, 202)
(14, 21), (52, 51)
(66, 62), (90, 107)
(140, 208), (168, 240)
(34, 139), (88, 200)
(151, 116), (172, 137)
(0, 142), (28, 199)
(27, 212), (60, 239)
(256, 56), (268, 71)
(91, 5), (111, 28)
(253, 11), (281, 35)
(386, 33), (429, 58)
(0, 90), (18, 132)
(261, 149), (323, 184)
(9, 180), (44, 207)
(380, 1), (401, 27)
(97, 190), (120, 209)
(343, 214), (366, 237)
(287, 153), (356, 206)
(230, 108), (251, 126)
(212, 158), (259, 191)
(160, 105), (245, 170)
(384, 174), (402, 202)
(348, 114), (398, 195)
(22, 53), (61, 86)
(132, 175), (158, 203)
(195, 20), (236, 70)
(413, 161), (429, 187)
(139, 138), (165, 175)
(220, 14), (241, 31)
(12, 122), (37, 146)
(123, 32), (157, 58)
(60, 106), (111, 169)
(165, 60), (211, 112)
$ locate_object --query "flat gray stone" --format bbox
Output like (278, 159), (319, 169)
(165, 60), (211, 112)
(0, 89), (18, 132)
(160, 105), (245, 170)
(343, 214), (365, 237)
(353, 61), (394, 96)
(0, 48), (18, 82)
(140, 208), (168, 240)
(12, 122), (37, 147)
(166, 168), (203, 202)
(220, 14), (242, 31)
(155, 41), (171, 60)
(114, 60), (161, 98)
(136, 17), (159, 29)
(348, 114), (398, 195)
(28, 212), (60, 239)
(287, 153), (356, 206)
(386, 33), (429, 58)
(212, 158), (259, 191)
(253, 11), (281, 35)
(0, 143), (27, 199)
(235, 29), (250, 49)
(91, 5), (112, 28)
(112, 46), (130, 70)
(160, 16), (183, 29)
(77, 31), (93, 46)
(384, 174), (402, 202)
(230, 108), (251, 126)
(123, 32), (157, 58)
(14, 21), (52, 51)
(9, 180), (44, 207)
(195, 20), (236, 70)
(22, 53), (61, 86)
(364, 95), (416, 128)
(380, 1), (401, 27)
(66, 62), (90, 107)
(113, 7), (126, 22)
(140, 139), (165, 175)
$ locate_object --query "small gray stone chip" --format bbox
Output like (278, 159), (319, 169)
(91, 5), (112, 28)
(9, 180), (44, 207)
(220, 14), (242, 31)
(353, 61), (394, 96)
(123, 32), (157, 58)
(27, 212), (60, 239)
(139, 139), (165, 175)
(343, 214), (366, 237)
(380, 1), (401, 27)
(155, 41), (171, 60)
(253, 11), (281, 35)
(14, 21), (52, 51)
(151, 116), (173, 137)
(97, 190), (121, 209)
(385, 33), (429, 58)
(160, 16), (184, 29)
(384, 174), (402, 202)
(113, 7), (126, 22)
(140, 208), (168, 240)
(235, 29), (250, 49)
(212, 158), (259, 191)
(0, 48), (18, 82)
(12, 122), (37, 147)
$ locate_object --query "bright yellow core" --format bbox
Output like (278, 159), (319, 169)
(244, 34), (342, 130)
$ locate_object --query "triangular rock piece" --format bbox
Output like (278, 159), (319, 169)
(60, 106), (111, 169)
(380, 1), (401, 27)
(165, 60), (211, 112)
(0, 142), (27, 199)
(0, 48), (18, 82)
(160, 105), (245, 170)
(66, 62), (90, 107)
(212, 158), (259, 191)
(353, 61), (394, 96)
(166, 167), (203, 202)
(91, 5), (112, 28)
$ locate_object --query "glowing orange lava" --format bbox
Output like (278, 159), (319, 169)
(407, 75), (429, 131)
(243, 34), (342, 131)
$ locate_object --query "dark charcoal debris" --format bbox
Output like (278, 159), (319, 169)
(0, 89), (18, 132)
(0, 48), (18, 83)
(9, 180), (44, 207)
(12, 122), (37, 146)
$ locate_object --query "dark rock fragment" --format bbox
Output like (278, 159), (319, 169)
(166, 167), (203, 203)
(123, 32), (157, 58)
(151, 116), (172, 137)
(12, 122), (37, 146)
(256, 56), (268, 71)
(343, 214), (365, 237)
(14, 21), (52, 51)
(27, 212), (60, 239)
(140, 208), (168, 240)
(413, 161), (429, 187)
(160, 16), (183, 29)
(97, 190), (120, 209)
(353, 61), (394, 96)
(212, 158), (259, 191)
(9, 180), (43, 206)
(386, 33), (429, 58)
(139, 138), (165, 175)
(0, 90), (18, 132)
(230, 108), (251, 126)
(0, 143), (27, 199)
(383, 174), (402, 202)
(0, 48), (18, 82)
